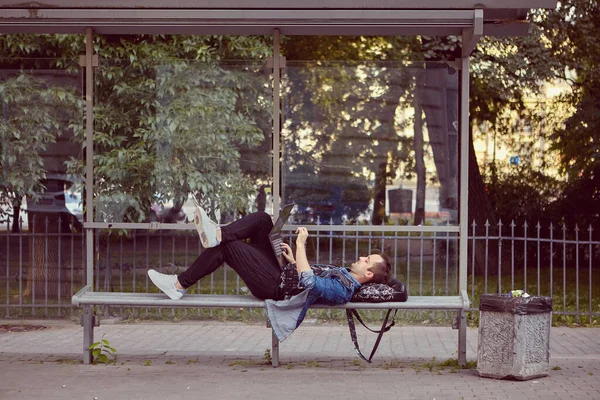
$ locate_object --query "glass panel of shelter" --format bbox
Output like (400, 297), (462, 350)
(92, 57), (273, 224)
(0, 55), (85, 306)
(0, 57), (84, 233)
(281, 60), (459, 227)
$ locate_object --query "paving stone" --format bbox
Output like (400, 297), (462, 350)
(0, 321), (598, 399)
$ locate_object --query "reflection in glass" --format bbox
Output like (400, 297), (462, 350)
(0, 58), (84, 230)
(0, 56), (84, 302)
(93, 59), (272, 223)
(282, 61), (458, 226)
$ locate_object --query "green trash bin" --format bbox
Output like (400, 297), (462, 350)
(477, 294), (553, 380)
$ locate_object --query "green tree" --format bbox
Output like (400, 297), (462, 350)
(0, 35), (84, 233)
(537, 1), (599, 174)
(536, 1), (600, 227)
(69, 35), (273, 222)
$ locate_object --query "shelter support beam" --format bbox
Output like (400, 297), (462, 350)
(83, 28), (97, 288)
(462, 9), (483, 57)
(81, 305), (95, 364)
(458, 56), (470, 302)
(270, 29), (287, 217)
(457, 47), (471, 368)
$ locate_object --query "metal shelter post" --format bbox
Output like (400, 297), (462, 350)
(82, 27), (97, 365)
(271, 29), (282, 217)
(456, 15), (481, 366)
(84, 27), (95, 289)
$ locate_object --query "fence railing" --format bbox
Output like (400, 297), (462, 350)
(1, 215), (598, 325)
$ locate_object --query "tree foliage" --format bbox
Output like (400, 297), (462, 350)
(536, 1), (600, 176)
(80, 35), (274, 221)
(0, 34), (274, 223)
(0, 60), (83, 223)
(282, 36), (430, 223)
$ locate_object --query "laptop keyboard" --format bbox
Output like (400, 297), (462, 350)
(270, 235), (283, 256)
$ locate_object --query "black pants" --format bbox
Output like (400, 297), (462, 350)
(177, 211), (284, 300)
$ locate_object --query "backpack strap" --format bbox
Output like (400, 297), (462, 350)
(345, 308), (398, 363)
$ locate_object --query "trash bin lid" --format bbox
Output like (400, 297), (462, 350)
(479, 294), (553, 315)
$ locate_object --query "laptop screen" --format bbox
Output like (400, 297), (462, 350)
(271, 203), (294, 233)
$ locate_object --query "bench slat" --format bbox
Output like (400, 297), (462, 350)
(72, 288), (466, 310)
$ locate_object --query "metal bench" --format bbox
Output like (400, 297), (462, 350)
(72, 285), (469, 367)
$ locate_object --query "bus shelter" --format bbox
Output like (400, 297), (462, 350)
(0, 0), (557, 366)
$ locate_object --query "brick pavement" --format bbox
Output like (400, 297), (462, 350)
(1, 320), (599, 400)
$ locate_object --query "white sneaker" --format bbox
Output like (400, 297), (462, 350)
(193, 205), (220, 248)
(148, 269), (185, 300)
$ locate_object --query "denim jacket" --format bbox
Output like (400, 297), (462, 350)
(265, 265), (361, 341)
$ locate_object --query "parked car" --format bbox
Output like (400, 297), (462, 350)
(284, 182), (371, 224)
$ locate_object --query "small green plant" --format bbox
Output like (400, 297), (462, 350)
(165, 360), (175, 365)
(437, 358), (477, 370)
(263, 349), (272, 365)
(424, 357), (437, 372)
(551, 366), (562, 371)
(143, 359), (152, 366)
(350, 358), (362, 367)
(286, 364), (295, 369)
(381, 360), (401, 370)
(89, 334), (117, 365)
(229, 360), (254, 369)
(438, 358), (459, 368)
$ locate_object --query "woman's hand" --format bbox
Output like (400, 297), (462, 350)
(295, 227), (309, 247)
(281, 242), (295, 263)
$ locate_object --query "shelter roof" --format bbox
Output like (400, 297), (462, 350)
(0, 0), (558, 36)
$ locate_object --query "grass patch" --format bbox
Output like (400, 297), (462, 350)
(436, 358), (477, 370)
(381, 360), (401, 370)
(229, 360), (254, 369)
(303, 360), (321, 368)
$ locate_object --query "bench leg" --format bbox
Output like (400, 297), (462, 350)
(458, 309), (467, 367)
(82, 305), (95, 364)
(271, 329), (280, 368)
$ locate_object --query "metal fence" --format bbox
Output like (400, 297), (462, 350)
(1, 215), (598, 324)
